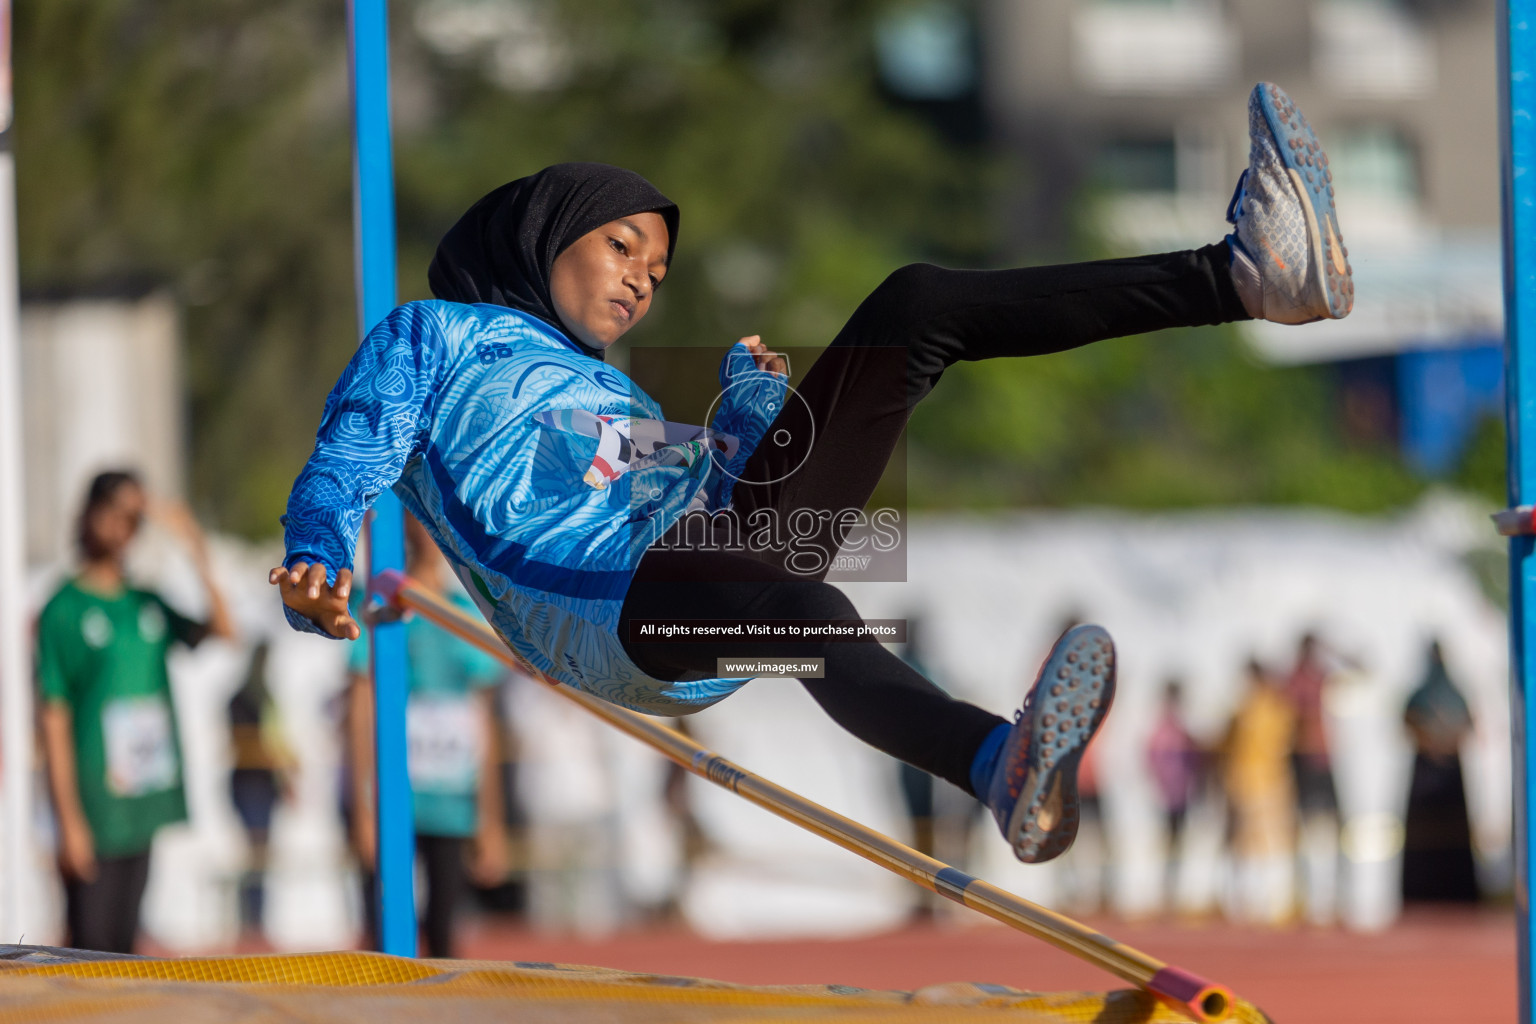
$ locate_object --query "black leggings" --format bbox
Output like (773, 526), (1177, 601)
(64, 850), (152, 954)
(361, 833), (466, 958)
(620, 244), (1248, 794)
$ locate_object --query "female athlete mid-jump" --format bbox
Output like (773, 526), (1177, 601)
(273, 83), (1350, 864)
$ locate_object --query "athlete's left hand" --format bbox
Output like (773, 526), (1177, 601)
(738, 335), (787, 376)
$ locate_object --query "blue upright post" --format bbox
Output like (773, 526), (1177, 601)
(1502, 1), (1536, 1017)
(348, 0), (414, 956)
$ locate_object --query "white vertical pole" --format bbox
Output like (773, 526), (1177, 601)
(0, 0), (29, 944)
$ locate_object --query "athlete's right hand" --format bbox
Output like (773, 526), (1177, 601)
(58, 817), (97, 883)
(269, 561), (361, 640)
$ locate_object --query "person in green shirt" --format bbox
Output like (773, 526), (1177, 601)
(345, 513), (507, 958)
(38, 470), (235, 953)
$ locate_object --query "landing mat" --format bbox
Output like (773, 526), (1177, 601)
(0, 945), (1271, 1022)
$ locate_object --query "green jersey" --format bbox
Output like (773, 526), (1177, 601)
(37, 579), (206, 856)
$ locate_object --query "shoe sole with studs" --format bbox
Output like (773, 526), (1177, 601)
(1005, 624), (1117, 864)
(1253, 81), (1353, 320)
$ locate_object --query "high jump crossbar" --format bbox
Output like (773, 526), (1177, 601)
(372, 569), (1241, 1023)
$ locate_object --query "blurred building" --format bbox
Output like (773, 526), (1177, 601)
(956, 0), (1501, 475)
(19, 290), (185, 566)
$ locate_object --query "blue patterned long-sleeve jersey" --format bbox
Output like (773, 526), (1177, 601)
(282, 300), (787, 714)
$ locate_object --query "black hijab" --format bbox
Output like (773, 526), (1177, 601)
(427, 162), (680, 360)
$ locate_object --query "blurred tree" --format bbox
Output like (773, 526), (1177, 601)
(15, 0), (992, 536)
(909, 325), (1426, 512)
(12, 0), (1452, 537)
(391, 0), (995, 354)
(1452, 413), (1505, 506)
(15, 1), (355, 536)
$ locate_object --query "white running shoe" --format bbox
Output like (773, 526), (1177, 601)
(1226, 82), (1353, 324)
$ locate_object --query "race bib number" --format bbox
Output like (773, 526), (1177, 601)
(406, 695), (481, 794)
(102, 696), (179, 797)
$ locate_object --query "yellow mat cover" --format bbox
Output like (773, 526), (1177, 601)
(0, 946), (1269, 1023)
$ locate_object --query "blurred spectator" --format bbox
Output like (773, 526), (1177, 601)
(1221, 657), (1296, 924)
(1401, 639), (1479, 904)
(507, 674), (625, 934)
(1146, 679), (1201, 908)
(1061, 734), (1107, 914)
(226, 640), (296, 940)
(892, 615), (979, 921)
(38, 471), (235, 952)
(600, 730), (687, 928)
(345, 514), (508, 957)
(895, 617), (937, 867)
(649, 715), (708, 923)
(1283, 632), (1341, 923)
(469, 682), (531, 921)
(1284, 634), (1338, 814)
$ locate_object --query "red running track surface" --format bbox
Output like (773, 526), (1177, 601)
(456, 907), (1515, 1024)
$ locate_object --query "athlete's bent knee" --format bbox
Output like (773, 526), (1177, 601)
(755, 578), (859, 624)
(864, 263), (946, 330)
